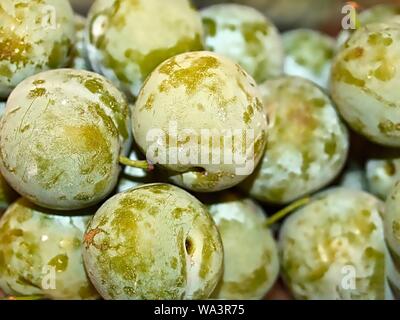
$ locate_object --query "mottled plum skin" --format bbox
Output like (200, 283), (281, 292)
(83, 183), (223, 300)
(207, 193), (279, 300)
(283, 29), (335, 89)
(0, 101), (17, 209)
(280, 188), (392, 300)
(133, 51), (268, 192)
(0, 69), (131, 210)
(0, 198), (98, 300)
(86, 0), (204, 98)
(0, 0), (76, 98)
(331, 22), (400, 147)
(384, 183), (400, 295)
(241, 76), (348, 204)
(337, 4), (400, 49)
(366, 158), (400, 200)
(201, 4), (283, 83)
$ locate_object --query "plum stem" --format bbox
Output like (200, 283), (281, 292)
(265, 197), (310, 227)
(119, 156), (154, 172)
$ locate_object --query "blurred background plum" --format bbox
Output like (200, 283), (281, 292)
(69, 0), (399, 34)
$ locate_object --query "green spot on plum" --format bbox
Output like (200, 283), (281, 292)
(393, 220), (400, 241)
(324, 137), (337, 158)
(202, 17), (217, 37)
(48, 254), (69, 272)
(0, 64), (12, 78)
(48, 38), (71, 69)
(159, 54), (220, 95)
(28, 87), (46, 98)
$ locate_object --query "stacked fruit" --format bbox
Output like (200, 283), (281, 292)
(0, 0), (400, 300)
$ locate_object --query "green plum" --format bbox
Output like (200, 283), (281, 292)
(0, 0), (75, 98)
(133, 51), (268, 192)
(283, 29), (335, 89)
(280, 188), (393, 300)
(337, 4), (400, 49)
(201, 3), (283, 83)
(0, 198), (99, 300)
(0, 101), (17, 210)
(207, 192), (279, 300)
(366, 158), (400, 200)
(331, 22), (400, 147)
(86, 0), (204, 98)
(383, 182), (400, 295)
(0, 69), (131, 210)
(83, 183), (224, 300)
(241, 76), (348, 204)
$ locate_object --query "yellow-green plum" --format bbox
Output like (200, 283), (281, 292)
(280, 188), (392, 300)
(0, 101), (17, 210)
(383, 182), (400, 278)
(241, 76), (348, 204)
(366, 158), (400, 200)
(0, 69), (131, 210)
(0, 198), (99, 300)
(70, 15), (91, 70)
(207, 193), (279, 300)
(337, 4), (400, 49)
(86, 0), (204, 98)
(384, 182), (400, 297)
(133, 51), (268, 192)
(0, 0), (76, 99)
(283, 29), (335, 89)
(331, 22), (400, 147)
(201, 4), (283, 83)
(83, 183), (223, 299)
(195, 0), (341, 30)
